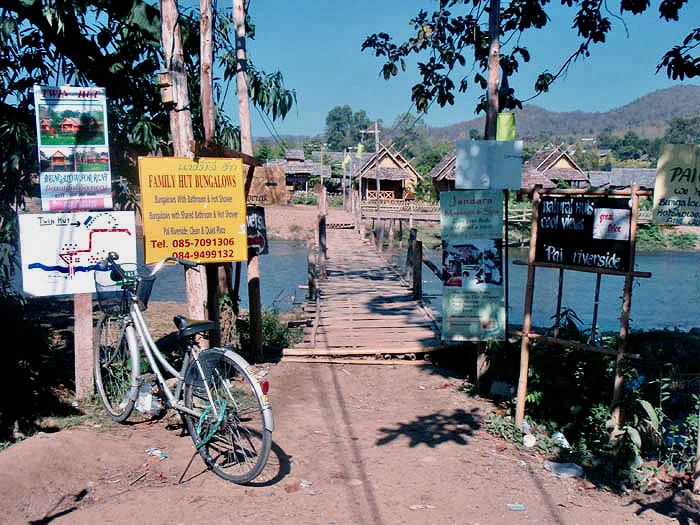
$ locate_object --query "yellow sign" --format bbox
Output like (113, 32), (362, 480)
(138, 157), (247, 263)
(653, 144), (700, 226)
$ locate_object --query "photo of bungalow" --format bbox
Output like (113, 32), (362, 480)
(38, 104), (107, 146)
(59, 116), (101, 134)
(39, 147), (109, 172)
(39, 119), (57, 135)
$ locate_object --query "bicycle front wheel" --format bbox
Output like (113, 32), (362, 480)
(94, 313), (138, 422)
(183, 349), (272, 484)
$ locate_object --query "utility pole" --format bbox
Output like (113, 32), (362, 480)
(361, 122), (381, 220)
(200, 0), (223, 346)
(161, 0), (207, 321)
(234, 0), (263, 361)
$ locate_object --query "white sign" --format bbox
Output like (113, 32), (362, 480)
(33, 85), (112, 211)
(592, 208), (630, 241)
(652, 144), (700, 226)
(19, 211), (136, 296)
(455, 140), (523, 190)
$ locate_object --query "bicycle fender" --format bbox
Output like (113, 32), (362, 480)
(221, 348), (275, 433)
(125, 325), (142, 402)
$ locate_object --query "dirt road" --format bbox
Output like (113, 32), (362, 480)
(0, 360), (680, 524)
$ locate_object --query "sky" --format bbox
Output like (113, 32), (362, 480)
(217, 0), (700, 140)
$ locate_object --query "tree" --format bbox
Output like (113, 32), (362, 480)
(361, 0), (698, 117)
(0, 0), (297, 292)
(389, 113), (428, 160)
(324, 105), (371, 151)
(664, 116), (700, 144)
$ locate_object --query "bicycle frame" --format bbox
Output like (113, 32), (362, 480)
(124, 300), (214, 419)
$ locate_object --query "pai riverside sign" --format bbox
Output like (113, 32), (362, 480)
(138, 157), (248, 264)
(535, 195), (632, 273)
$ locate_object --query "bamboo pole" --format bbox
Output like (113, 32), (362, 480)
(515, 190), (541, 428)
(611, 184), (641, 428)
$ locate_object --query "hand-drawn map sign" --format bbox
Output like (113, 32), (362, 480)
(535, 196), (632, 272)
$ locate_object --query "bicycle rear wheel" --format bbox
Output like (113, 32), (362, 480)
(183, 349), (272, 484)
(94, 313), (138, 422)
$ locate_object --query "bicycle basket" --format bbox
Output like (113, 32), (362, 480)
(94, 264), (139, 316)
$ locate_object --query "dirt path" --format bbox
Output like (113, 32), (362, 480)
(0, 360), (682, 524)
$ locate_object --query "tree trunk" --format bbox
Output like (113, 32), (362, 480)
(484, 0), (501, 140)
(160, 0), (207, 322)
(200, 0), (223, 346)
(234, 0), (263, 361)
(200, 0), (215, 144)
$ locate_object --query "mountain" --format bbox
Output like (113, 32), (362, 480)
(426, 85), (700, 141)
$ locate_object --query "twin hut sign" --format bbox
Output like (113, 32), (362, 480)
(138, 157), (248, 264)
(535, 195), (632, 273)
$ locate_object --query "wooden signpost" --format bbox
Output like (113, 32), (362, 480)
(514, 186), (652, 428)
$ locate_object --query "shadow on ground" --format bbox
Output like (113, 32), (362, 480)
(376, 407), (482, 448)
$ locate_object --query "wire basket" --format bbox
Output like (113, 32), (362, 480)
(94, 264), (155, 316)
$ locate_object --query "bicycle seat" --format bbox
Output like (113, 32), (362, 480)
(173, 315), (217, 338)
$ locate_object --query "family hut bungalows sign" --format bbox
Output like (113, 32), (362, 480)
(138, 157), (248, 264)
(535, 195), (632, 272)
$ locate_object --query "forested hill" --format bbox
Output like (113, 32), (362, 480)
(427, 85), (700, 141)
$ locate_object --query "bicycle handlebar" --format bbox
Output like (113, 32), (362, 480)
(102, 252), (198, 282)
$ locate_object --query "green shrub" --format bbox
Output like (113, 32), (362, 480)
(668, 231), (698, 250)
(636, 223), (667, 251)
(290, 193), (317, 205)
(234, 309), (302, 362)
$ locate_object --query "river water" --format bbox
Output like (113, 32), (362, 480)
(17, 239), (697, 332)
(147, 240), (310, 312)
(422, 248), (700, 332)
(150, 242), (698, 332)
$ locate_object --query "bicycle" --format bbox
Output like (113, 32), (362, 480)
(93, 252), (273, 484)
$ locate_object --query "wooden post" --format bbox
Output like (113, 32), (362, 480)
(308, 251), (316, 301)
(318, 214), (327, 280)
(476, 342), (490, 386)
(405, 227), (417, 278)
(553, 268), (564, 339)
(412, 239), (422, 301)
(234, 0), (262, 359)
(200, 0), (223, 346)
(515, 190), (540, 428)
(74, 293), (93, 400)
(611, 185), (640, 428)
(375, 220), (384, 252)
(388, 219), (395, 253)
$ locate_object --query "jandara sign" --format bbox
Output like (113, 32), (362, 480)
(138, 157), (248, 264)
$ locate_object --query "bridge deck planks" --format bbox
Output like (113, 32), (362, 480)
(285, 212), (442, 360)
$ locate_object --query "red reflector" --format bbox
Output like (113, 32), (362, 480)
(260, 380), (269, 395)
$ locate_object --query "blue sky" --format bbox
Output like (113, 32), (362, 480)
(220, 0), (700, 139)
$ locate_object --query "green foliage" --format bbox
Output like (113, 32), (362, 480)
(636, 223), (667, 251)
(361, 1), (697, 117)
(235, 309), (302, 362)
(472, 326), (700, 488)
(324, 105), (372, 151)
(663, 116), (700, 144)
(668, 231), (698, 251)
(290, 193), (318, 205)
(1, 296), (75, 443)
